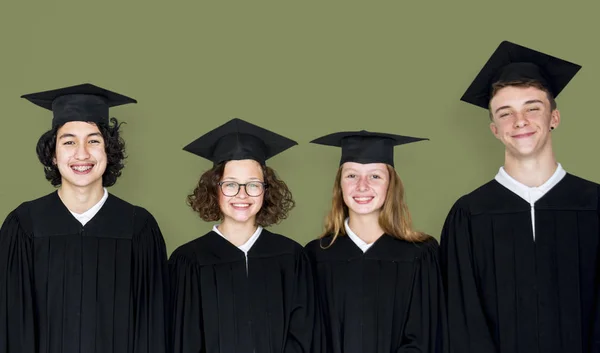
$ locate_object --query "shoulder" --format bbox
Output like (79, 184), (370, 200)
(106, 194), (161, 232)
(304, 235), (337, 255)
(1, 192), (59, 236)
(169, 231), (217, 263)
(457, 180), (500, 207)
(10, 192), (57, 224)
(375, 235), (439, 262)
(543, 173), (600, 210)
(447, 179), (528, 216)
(411, 236), (440, 259)
(260, 229), (304, 252)
(561, 173), (600, 192)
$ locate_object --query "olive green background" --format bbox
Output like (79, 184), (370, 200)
(1, 1), (599, 255)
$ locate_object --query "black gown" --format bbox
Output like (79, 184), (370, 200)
(440, 173), (600, 353)
(0, 191), (168, 353)
(304, 233), (447, 353)
(169, 229), (316, 353)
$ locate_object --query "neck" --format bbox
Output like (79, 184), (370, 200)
(218, 219), (258, 247)
(503, 148), (558, 187)
(348, 212), (384, 244)
(57, 183), (105, 214)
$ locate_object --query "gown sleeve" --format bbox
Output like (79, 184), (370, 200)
(284, 250), (317, 353)
(131, 210), (169, 353)
(0, 211), (36, 353)
(440, 200), (497, 353)
(304, 242), (327, 353)
(592, 210), (600, 351)
(168, 250), (204, 353)
(398, 238), (448, 353)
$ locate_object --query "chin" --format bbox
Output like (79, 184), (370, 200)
(64, 178), (103, 189)
(350, 207), (379, 216)
(227, 214), (258, 224)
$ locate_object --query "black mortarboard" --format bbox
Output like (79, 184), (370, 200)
(310, 130), (427, 167)
(21, 83), (137, 127)
(183, 118), (298, 165)
(461, 41), (581, 109)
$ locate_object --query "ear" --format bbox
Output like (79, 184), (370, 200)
(489, 121), (500, 140)
(550, 109), (561, 130)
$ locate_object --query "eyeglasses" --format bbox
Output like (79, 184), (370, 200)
(218, 181), (267, 197)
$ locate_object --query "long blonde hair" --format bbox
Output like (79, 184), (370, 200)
(320, 165), (429, 246)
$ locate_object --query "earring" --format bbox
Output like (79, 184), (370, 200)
(550, 126), (555, 131)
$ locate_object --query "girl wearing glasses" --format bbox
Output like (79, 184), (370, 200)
(169, 118), (316, 353)
(305, 130), (447, 353)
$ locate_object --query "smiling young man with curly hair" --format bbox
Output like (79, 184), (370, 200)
(0, 83), (168, 353)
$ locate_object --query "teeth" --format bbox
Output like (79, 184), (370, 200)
(354, 197), (373, 201)
(232, 204), (250, 208)
(72, 165), (92, 172)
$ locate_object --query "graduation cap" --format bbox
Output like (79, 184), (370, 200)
(310, 130), (428, 167)
(461, 41), (582, 109)
(21, 83), (137, 127)
(183, 118), (298, 165)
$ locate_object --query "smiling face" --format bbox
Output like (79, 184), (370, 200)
(53, 121), (107, 191)
(218, 159), (265, 227)
(340, 162), (390, 219)
(489, 85), (560, 160)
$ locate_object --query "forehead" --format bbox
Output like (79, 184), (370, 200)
(222, 159), (263, 178)
(57, 121), (101, 136)
(490, 85), (550, 110)
(342, 162), (388, 173)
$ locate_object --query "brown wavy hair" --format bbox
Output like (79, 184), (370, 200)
(36, 118), (126, 187)
(488, 79), (557, 120)
(187, 161), (295, 227)
(319, 165), (429, 246)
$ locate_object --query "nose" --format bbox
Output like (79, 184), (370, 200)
(355, 176), (369, 191)
(513, 112), (529, 128)
(74, 143), (90, 160)
(237, 185), (249, 198)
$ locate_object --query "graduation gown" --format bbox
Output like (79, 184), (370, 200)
(441, 173), (600, 353)
(304, 234), (447, 353)
(0, 191), (168, 353)
(169, 229), (316, 353)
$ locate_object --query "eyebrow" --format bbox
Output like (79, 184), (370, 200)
(58, 132), (103, 140)
(221, 177), (262, 181)
(524, 99), (544, 105)
(343, 168), (386, 174)
(494, 99), (545, 115)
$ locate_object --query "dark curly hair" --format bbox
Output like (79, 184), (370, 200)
(35, 117), (126, 187)
(187, 161), (295, 227)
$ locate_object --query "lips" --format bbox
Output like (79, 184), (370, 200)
(70, 164), (94, 175)
(512, 131), (536, 138)
(231, 203), (252, 210)
(353, 196), (374, 204)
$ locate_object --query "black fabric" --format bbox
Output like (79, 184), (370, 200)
(305, 234), (447, 353)
(169, 229), (316, 353)
(0, 192), (168, 353)
(183, 118), (298, 165)
(460, 40), (581, 109)
(440, 173), (600, 352)
(21, 83), (137, 127)
(310, 130), (428, 166)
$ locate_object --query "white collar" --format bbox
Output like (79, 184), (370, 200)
(344, 218), (374, 253)
(494, 163), (566, 204)
(69, 188), (109, 226)
(212, 224), (263, 255)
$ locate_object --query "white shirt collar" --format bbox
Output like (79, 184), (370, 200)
(69, 188), (109, 226)
(344, 218), (374, 253)
(212, 224), (263, 255)
(494, 163), (566, 204)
